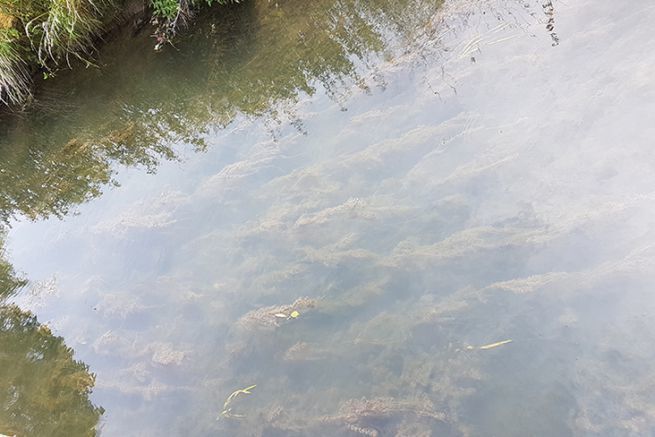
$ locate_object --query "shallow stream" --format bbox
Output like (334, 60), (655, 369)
(1, 0), (655, 435)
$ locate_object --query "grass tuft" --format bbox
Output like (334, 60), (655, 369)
(0, 28), (32, 105)
(0, 0), (110, 106)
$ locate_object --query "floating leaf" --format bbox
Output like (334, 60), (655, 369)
(240, 384), (256, 394)
(290, 310), (300, 318)
(479, 339), (512, 350)
(219, 384), (257, 420)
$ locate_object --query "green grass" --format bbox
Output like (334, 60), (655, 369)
(0, 27), (31, 105)
(151, 0), (237, 49)
(0, 0), (108, 106)
(26, 0), (103, 67)
(0, 0), (237, 106)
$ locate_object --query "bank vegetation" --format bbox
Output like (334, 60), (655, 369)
(0, 0), (234, 107)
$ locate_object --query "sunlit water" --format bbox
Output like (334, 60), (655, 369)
(1, 0), (655, 435)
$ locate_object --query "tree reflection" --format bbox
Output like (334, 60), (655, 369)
(0, 0), (440, 223)
(0, 231), (102, 435)
(0, 305), (103, 436)
(0, 231), (25, 299)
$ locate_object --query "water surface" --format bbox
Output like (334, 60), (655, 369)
(2, 0), (655, 435)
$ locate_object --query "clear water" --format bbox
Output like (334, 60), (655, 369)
(1, 0), (655, 435)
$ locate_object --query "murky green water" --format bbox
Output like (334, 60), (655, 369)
(2, 0), (655, 435)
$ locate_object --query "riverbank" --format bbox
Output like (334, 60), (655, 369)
(0, 0), (231, 108)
